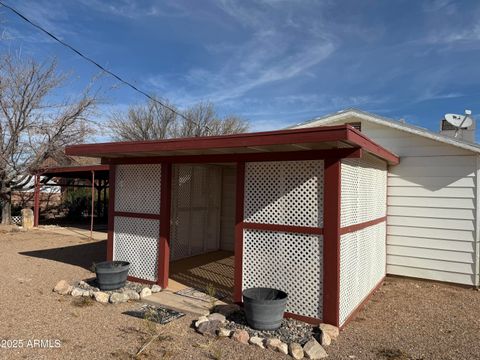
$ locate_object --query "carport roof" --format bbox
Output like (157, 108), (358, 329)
(65, 125), (399, 165)
(39, 164), (110, 180)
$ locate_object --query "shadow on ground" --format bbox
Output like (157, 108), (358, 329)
(170, 251), (234, 302)
(19, 240), (106, 270)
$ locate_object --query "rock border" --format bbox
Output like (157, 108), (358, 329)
(53, 279), (162, 304)
(194, 308), (338, 359)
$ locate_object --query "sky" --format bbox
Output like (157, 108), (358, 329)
(0, 0), (479, 139)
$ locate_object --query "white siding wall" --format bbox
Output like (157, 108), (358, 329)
(300, 118), (479, 286)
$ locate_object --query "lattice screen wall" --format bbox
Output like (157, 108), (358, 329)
(113, 216), (160, 281)
(115, 164), (162, 214)
(244, 160), (324, 227)
(339, 222), (386, 325)
(243, 160), (324, 319)
(113, 164), (162, 282)
(341, 154), (387, 227)
(243, 230), (323, 318)
(339, 154), (387, 325)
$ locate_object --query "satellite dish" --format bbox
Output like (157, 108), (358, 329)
(444, 112), (473, 129)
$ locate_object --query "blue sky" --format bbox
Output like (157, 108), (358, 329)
(1, 0), (479, 137)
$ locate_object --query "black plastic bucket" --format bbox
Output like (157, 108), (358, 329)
(95, 261), (130, 290)
(242, 287), (288, 330)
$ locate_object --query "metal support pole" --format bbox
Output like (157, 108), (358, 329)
(90, 170), (95, 240)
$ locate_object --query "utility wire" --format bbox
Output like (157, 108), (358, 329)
(0, 1), (209, 133)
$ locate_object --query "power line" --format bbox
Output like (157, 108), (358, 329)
(0, 0), (209, 133)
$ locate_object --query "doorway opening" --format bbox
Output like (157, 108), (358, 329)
(168, 163), (236, 302)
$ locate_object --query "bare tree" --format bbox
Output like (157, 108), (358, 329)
(108, 100), (249, 141)
(0, 55), (97, 225)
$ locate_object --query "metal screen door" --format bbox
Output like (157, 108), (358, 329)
(170, 164), (222, 261)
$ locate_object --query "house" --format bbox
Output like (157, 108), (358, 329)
(292, 108), (480, 287)
(65, 125), (399, 328)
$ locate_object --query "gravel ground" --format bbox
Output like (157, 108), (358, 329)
(1, 229), (480, 360)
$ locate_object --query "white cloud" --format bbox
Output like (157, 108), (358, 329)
(143, 1), (336, 106)
(77, 0), (188, 19)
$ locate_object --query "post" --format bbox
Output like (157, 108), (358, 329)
(158, 162), (172, 288)
(322, 158), (341, 326)
(90, 170), (95, 240)
(107, 166), (116, 261)
(33, 174), (40, 227)
(234, 162), (245, 303)
(96, 179), (102, 218)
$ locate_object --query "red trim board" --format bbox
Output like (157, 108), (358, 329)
(284, 312), (322, 325)
(66, 125), (399, 165)
(339, 216), (387, 235)
(102, 148), (362, 165)
(158, 163), (172, 288)
(106, 165), (116, 261)
(322, 158), (341, 327)
(113, 211), (161, 220)
(243, 222), (323, 235)
(127, 276), (156, 285)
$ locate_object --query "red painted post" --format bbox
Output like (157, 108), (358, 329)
(234, 162), (245, 303)
(33, 174), (40, 227)
(106, 165), (116, 261)
(158, 162), (172, 288)
(322, 158), (341, 326)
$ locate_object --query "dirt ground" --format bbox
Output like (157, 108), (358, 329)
(1, 229), (480, 360)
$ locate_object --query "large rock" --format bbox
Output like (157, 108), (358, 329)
(303, 338), (328, 359)
(277, 342), (288, 355)
(139, 287), (152, 299)
(319, 323), (339, 341)
(266, 338), (287, 354)
(21, 208), (34, 230)
(53, 280), (72, 295)
(151, 284), (162, 293)
(123, 289), (140, 300)
(320, 331), (331, 347)
(109, 292), (129, 304)
(196, 320), (222, 336)
(289, 342), (305, 360)
(217, 328), (232, 337)
(232, 329), (249, 344)
(266, 338), (281, 350)
(93, 291), (109, 303)
(249, 336), (265, 349)
(207, 313), (226, 323)
(71, 287), (88, 297)
(195, 316), (209, 328)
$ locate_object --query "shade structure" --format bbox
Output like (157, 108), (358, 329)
(65, 125), (399, 327)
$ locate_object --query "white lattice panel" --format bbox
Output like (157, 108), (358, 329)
(113, 216), (159, 281)
(243, 229), (323, 319)
(115, 164), (162, 214)
(244, 160), (324, 227)
(341, 154), (387, 227)
(339, 221), (386, 325)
